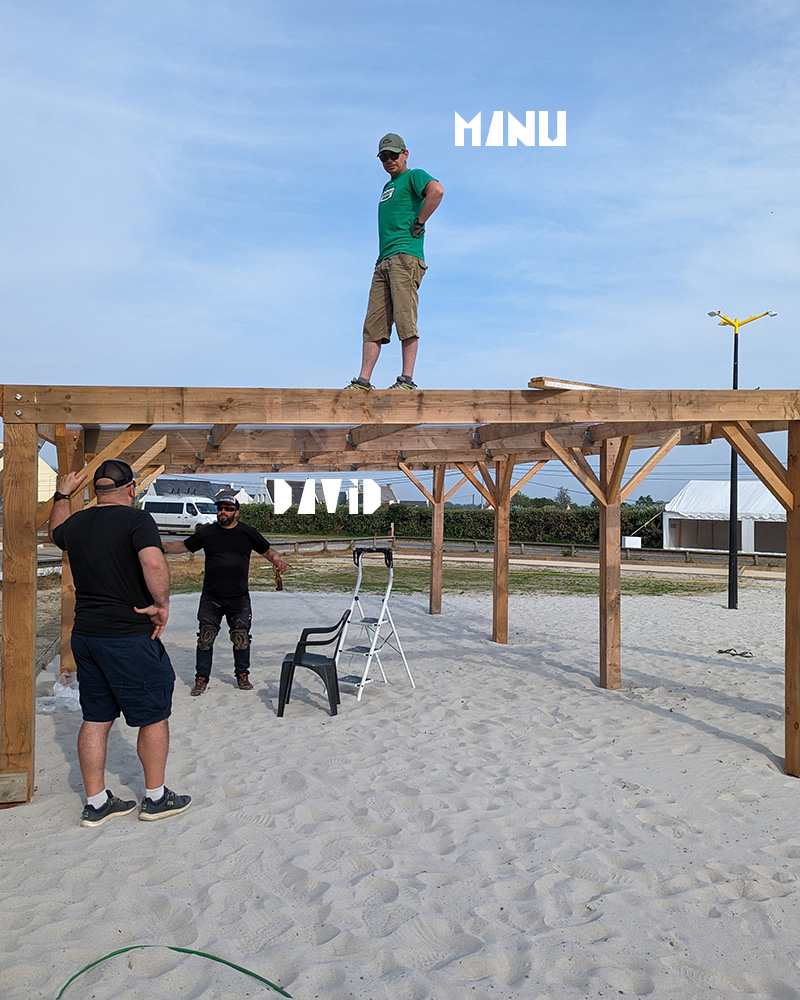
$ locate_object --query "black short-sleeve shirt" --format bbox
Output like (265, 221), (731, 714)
(52, 506), (164, 637)
(183, 522), (270, 598)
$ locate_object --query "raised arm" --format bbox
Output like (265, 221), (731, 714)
(135, 546), (171, 639)
(48, 470), (88, 541)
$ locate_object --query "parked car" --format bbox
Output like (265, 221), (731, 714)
(140, 496), (218, 534)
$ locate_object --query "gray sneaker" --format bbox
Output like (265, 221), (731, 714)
(345, 376), (374, 390)
(139, 787), (192, 822)
(80, 791), (137, 828)
(387, 375), (418, 390)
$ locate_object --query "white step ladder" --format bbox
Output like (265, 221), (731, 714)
(336, 546), (415, 701)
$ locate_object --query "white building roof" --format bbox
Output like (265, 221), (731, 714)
(665, 480), (785, 522)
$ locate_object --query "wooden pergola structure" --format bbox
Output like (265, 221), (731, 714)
(2, 379), (800, 805)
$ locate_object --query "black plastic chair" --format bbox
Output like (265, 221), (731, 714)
(278, 610), (351, 717)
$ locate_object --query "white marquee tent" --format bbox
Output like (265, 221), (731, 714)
(663, 480), (786, 554)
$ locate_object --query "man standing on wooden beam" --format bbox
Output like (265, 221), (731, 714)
(347, 132), (444, 392)
(49, 460), (191, 826)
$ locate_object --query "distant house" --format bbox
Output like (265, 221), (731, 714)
(0, 456), (57, 503)
(214, 486), (254, 505)
(146, 477), (253, 505)
(663, 480), (785, 554)
(147, 476), (220, 499)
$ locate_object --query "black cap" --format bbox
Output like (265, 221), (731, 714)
(93, 459), (134, 492)
(215, 497), (240, 509)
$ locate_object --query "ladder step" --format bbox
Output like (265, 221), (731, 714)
(339, 674), (373, 686)
(355, 617), (380, 624)
(343, 645), (374, 655)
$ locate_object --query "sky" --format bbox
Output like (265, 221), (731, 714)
(2, 0), (798, 504)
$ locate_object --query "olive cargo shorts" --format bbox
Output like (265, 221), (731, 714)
(362, 253), (427, 344)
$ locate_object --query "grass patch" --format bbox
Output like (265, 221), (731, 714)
(165, 554), (726, 597)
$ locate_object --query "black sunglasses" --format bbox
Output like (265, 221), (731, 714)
(378, 150), (403, 162)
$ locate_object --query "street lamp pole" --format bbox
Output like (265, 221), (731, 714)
(707, 310), (777, 610)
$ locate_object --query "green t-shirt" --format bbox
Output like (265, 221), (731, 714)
(377, 167), (436, 264)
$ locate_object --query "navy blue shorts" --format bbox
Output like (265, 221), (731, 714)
(71, 633), (175, 728)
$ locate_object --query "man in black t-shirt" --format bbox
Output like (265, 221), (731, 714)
(49, 459), (191, 827)
(163, 497), (288, 695)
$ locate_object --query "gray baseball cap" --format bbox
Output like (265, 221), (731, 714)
(377, 133), (406, 155)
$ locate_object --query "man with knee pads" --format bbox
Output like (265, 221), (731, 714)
(163, 497), (288, 695)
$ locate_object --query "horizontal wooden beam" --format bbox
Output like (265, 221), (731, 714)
(6, 385), (800, 426)
(348, 423), (419, 446)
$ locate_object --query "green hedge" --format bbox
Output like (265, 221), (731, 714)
(239, 503), (664, 548)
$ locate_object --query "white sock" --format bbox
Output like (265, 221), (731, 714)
(87, 790), (109, 810)
(145, 785), (165, 802)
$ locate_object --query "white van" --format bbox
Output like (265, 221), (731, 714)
(140, 496), (218, 534)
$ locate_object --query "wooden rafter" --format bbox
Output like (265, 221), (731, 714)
(398, 463), (435, 505)
(444, 470), (473, 503)
(618, 429), (682, 503)
(130, 435), (168, 473)
(35, 424), (152, 529)
(454, 462), (496, 508)
(606, 436), (635, 504)
(134, 464), (165, 497)
(715, 421), (793, 512)
(477, 462), (498, 504)
(542, 431), (606, 505)
(208, 423), (237, 449)
(509, 460), (548, 499)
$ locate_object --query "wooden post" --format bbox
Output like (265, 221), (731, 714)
(599, 439), (622, 689)
(0, 423), (39, 804)
(492, 457), (515, 644)
(785, 422), (800, 776)
(429, 465), (446, 615)
(54, 426), (84, 674)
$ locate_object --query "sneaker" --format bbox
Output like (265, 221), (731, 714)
(139, 787), (192, 822)
(236, 673), (254, 690)
(387, 375), (418, 390)
(345, 376), (374, 390)
(190, 677), (209, 696)
(80, 791), (137, 828)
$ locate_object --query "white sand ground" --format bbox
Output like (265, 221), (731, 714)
(3, 582), (800, 1000)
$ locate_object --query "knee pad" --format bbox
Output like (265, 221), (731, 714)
(230, 628), (251, 652)
(197, 623), (220, 651)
